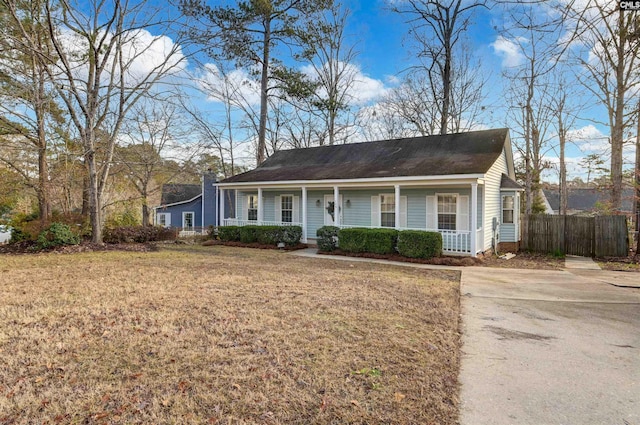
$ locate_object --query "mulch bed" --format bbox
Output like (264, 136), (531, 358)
(0, 240), (158, 255)
(317, 249), (482, 267)
(203, 239), (309, 251)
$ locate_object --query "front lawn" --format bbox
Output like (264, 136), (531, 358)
(0, 245), (460, 424)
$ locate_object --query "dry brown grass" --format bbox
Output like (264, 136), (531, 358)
(0, 245), (460, 424)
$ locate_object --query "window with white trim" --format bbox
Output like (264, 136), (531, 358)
(502, 195), (514, 224)
(157, 213), (170, 227)
(247, 195), (258, 221)
(380, 194), (395, 227)
(281, 195), (293, 223)
(183, 211), (194, 230)
(438, 195), (457, 230)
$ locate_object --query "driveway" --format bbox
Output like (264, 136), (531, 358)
(460, 267), (640, 425)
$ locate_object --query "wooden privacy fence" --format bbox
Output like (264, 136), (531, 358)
(522, 214), (629, 257)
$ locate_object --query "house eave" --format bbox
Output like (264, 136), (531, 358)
(217, 174), (486, 189)
(153, 194), (202, 210)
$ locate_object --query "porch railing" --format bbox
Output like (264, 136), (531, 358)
(223, 219), (302, 227)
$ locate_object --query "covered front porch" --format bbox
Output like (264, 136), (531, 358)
(219, 178), (485, 256)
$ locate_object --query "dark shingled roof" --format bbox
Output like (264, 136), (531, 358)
(501, 173), (523, 190)
(160, 184), (201, 205)
(223, 128), (510, 183)
(543, 188), (635, 212)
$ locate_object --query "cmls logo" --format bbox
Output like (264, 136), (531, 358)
(619, 1), (640, 10)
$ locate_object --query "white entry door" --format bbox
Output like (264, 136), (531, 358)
(323, 194), (343, 225)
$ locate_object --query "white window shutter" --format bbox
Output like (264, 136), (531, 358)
(458, 195), (469, 231)
(274, 195), (281, 222)
(400, 196), (407, 228)
(237, 194), (244, 220)
(166, 214), (171, 227)
(426, 196), (436, 229)
(371, 196), (380, 227)
(293, 196), (300, 223)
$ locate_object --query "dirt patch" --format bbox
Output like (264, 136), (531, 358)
(479, 252), (565, 270)
(596, 256), (640, 272)
(0, 245), (460, 424)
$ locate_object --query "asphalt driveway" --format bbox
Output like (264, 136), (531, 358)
(460, 267), (640, 425)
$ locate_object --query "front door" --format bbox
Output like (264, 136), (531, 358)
(324, 194), (343, 225)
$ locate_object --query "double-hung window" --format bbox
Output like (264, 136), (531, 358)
(380, 195), (395, 227)
(157, 213), (170, 228)
(437, 195), (457, 230)
(183, 211), (194, 231)
(281, 195), (293, 223)
(502, 195), (514, 224)
(247, 195), (258, 221)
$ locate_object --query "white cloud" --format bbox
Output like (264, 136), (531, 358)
(198, 64), (261, 107)
(301, 61), (389, 106)
(490, 36), (527, 68)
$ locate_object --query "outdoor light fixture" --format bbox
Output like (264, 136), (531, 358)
(346, 199), (351, 207)
(316, 199), (321, 207)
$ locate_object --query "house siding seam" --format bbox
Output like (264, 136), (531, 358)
(484, 149), (508, 250)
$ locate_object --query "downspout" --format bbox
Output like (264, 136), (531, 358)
(201, 174), (205, 232)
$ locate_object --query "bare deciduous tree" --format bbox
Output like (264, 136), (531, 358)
(3, 0), (188, 242)
(566, 1), (639, 211)
(390, 0), (486, 135)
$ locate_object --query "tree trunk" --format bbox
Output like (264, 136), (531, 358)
(440, 37), (452, 135)
(142, 201), (150, 227)
(610, 9), (627, 212)
(257, 16), (271, 165)
(86, 147), (102, 243)
(634, 101), (639, 257)
(559, 120), (567, 216)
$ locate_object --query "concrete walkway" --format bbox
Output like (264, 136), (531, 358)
(565, 254), (601, 270)
(290, 248), (640, 424)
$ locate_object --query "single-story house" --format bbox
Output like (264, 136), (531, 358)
(218, 128), (523, 256)
(542, 188), (635, 215)
(153, 173), (234, 234)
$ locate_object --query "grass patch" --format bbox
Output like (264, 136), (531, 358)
(0, 245), (460, 424)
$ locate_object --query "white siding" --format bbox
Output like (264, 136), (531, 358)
(484, 149), (509, 250)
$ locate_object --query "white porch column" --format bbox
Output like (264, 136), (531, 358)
(301, 186), (307, 242)
(333, 186), (340, 227)
(257, 187), (263, 223)
(394, 184), (401, 229)
(219, 188), (225, 226)
(471, 182), (478, 257)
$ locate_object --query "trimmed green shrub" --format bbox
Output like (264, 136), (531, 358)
(37, 222), (80, 249)
(397, 230), (442, 259)
(256, 226), (280, 245)
(218, 226), (241, 242)
(365, 228), (398, 254)
(103, 226), (177, 244)
(280, 226), (302, 246)
(238, 225), (259, 243)
(316, 225), (340, 251)
(338, 228), (369, 253)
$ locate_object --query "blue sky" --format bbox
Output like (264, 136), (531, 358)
(172, 0), (635, 184)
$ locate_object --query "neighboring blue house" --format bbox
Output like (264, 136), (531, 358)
(153, 173), (234, 234)
(218, 128), (523, 256)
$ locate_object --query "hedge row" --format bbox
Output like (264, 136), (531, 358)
(218, 225), (302, 246)
(316, 226), (443, 259)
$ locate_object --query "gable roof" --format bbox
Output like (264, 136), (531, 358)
(223, 128), (510, 183)
(542, 188), (635, 212)
(501, 173), (523, 190)
(160, 184), (201, 205)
